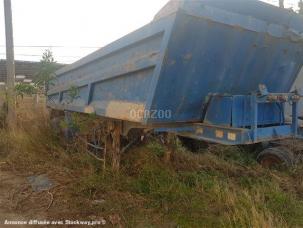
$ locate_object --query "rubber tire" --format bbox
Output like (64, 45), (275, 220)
(257, 147), (294, 168)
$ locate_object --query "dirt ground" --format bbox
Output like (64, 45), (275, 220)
(0, 163), (49, 227)
(0, 159), (107, 227)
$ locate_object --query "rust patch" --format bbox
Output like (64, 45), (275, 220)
(106, 101), (145, 122)
(227, 132), (236, 141)
(196, 128), (204, 135)
(215, 130), (224, 138)
(84, 106), (95, 114)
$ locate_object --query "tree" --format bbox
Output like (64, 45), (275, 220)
(15, 83), (37, 99)
(34, 49), (57, 94)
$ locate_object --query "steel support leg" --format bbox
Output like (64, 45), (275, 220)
(250, 95), (258, 142)
(292, 101), (298, 137)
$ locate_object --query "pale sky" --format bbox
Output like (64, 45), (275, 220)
(0, 0), (301, 64)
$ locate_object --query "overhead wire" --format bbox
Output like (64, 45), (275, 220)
(0, 53), (82, 58)
(0, 45), (101, 49)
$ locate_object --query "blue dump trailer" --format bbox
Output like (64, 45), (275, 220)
(47, 0), (303, 167)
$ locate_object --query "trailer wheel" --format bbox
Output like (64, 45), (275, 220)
(257, 147), (294, 168)
(178, 136), (209, 152)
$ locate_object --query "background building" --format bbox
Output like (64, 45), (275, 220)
(0, 59), (64, 85)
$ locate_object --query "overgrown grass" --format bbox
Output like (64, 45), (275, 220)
(1, 102), (303, 227)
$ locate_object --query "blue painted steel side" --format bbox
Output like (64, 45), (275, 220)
(204, 95), (283, 128)
(47, 15), (176, 122)
(155, 92), (300, 145)
(198, 0), (303, 30)
(149, 8), (303, 124)
(204, 96), (233, 126)
(47, 0), (303, 145)
(48, 0), (303, 125)
(156, 124), (294, 145)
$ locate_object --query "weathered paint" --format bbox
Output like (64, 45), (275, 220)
(46, 0), (303, 145)
(195, 128), (203, 135)
(105, 101), (145, 122)
(286, 66), (303, 121)
(228, 132), (237, 141)
(84, 106), (95, 114)
(215, 130), (224, 139)
(48, 0), (303, 125)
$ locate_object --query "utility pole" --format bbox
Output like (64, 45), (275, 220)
(3, 0), (16, 128)
(299, 0), (303, 15)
